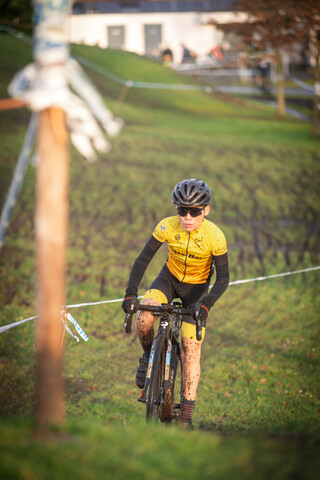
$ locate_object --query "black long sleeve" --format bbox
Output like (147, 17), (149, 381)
(125, 235), (163, 297)
(202, 252), (229, 309)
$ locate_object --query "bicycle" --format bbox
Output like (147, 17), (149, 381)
(124, 301), (202, 423)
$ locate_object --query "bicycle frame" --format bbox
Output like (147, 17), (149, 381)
(140, 305), (180, 410)
(124, 301), (196, 422)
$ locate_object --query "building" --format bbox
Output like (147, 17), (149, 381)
(68, 0), (238, 64)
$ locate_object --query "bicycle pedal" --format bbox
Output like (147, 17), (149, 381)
(138, 389), (146, 403)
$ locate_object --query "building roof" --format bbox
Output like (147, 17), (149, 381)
(72, 0), (236, 14)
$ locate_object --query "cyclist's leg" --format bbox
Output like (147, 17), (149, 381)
(178, 282), (208, 397)
(180, 330), (203, 399)
(178, 283), (209, 426)
(180, 336), (201, 427)
(136, 290), (167, 354)
(136, 265), (175, 353)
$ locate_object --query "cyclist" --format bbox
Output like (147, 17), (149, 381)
(122, 179), (229, 428)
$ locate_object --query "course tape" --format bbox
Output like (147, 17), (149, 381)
(1, 26), (211, 93)
(1, 265), (319, 335)
(0, 113), (37, 252)
(76, 55), (211, 92)
(0, 310), (89, 343)
(289, 75), (314, 93)
(3, 25), (317, 97)
(61, 310), (89, 342)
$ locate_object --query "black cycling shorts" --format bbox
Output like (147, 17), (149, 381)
(143, 264), (210, 327)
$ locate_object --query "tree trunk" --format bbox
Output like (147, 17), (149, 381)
(312, 53), (320, 138)
(35, 107), (68, 432)
(276, 52), (286, 117)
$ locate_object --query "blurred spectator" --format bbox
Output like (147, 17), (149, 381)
(161, 46), (173, 66)
(208, 45), (223, 61)
(181, 44), (197, 64)
(252, 58), (271, 94)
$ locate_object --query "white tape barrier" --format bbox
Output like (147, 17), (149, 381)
(0, 310), (88, 343)
(1, 265), (319, 336)
(76, 55), (211, 92)
(4, 25), (317, 98)
(0, 113), (37, 252)
(289, 75), (314, 94)
(61, 310), (89, 342)
(1, 25), (210, 94)
(0, 315), (38, 334)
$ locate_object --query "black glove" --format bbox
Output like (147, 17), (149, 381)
(122, 295), (139, 314)
(193, 302), (210, 323)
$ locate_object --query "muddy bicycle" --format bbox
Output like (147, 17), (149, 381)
(124, 301), (202, 423)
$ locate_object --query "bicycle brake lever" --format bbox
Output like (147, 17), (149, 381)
(124, 312), (133, 334)
(195, 314), (202, 341)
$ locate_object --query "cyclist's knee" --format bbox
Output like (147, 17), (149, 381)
(181, 322), (206, 343)
(141, 297), (161, 306)
(136, 289), (168, 337)
(136, 298), (160, 335)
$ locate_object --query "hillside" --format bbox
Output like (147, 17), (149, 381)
(0, 31), (319, 479)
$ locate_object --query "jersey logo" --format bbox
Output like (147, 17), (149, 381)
(175, 234), (181, 241)
(195, 238), (203, 248)
(161, 225), (166, 231)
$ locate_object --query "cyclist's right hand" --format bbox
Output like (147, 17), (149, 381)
(122, 295), (139, 314)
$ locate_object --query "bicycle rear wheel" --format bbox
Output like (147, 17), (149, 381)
(146, 334), (166, 421)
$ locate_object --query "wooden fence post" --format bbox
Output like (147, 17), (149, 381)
(35, 107), (68, 431)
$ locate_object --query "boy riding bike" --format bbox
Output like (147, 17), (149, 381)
(122, 179), (229, 428)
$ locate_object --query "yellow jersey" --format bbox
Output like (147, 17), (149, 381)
(152, 216), (227, 284)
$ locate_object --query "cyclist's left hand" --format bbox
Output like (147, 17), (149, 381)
(193, 302), (209, 323)
(122, 295), (139, 314)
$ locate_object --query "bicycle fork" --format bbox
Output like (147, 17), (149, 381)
(138, 341), (156, 404)
(138, 331), (170, 406)
(162, 339), (172, 405)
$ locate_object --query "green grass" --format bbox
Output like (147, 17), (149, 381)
(0, 32), (319, 478)
(1, 418), (319, 480)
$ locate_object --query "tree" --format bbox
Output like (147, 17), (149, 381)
(211, 0), (320, 135)
(0, 0), (32, 27)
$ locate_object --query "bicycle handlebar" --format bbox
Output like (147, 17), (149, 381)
(123, 302), (202, 341)
(137, 303), (192, 316)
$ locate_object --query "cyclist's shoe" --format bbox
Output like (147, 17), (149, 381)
(135, 353), (149, 389)
(179, 419), (194, 430)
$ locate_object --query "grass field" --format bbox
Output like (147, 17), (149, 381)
(0, 32), (319, 479)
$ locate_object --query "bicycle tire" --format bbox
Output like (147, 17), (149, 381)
(146, 334), (166, 421)
(160, 343), (181, 423)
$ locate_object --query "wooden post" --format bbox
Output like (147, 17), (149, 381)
(35, 107), (68, 431)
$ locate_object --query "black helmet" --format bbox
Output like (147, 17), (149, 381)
(172, 179), (212, 206)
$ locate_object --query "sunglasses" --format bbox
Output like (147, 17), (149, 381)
(176, 206), (205, 217)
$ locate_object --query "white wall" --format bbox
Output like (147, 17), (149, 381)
(67, 11), (240, 64)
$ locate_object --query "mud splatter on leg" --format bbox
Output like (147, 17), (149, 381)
(181, 336), (202, 401)
(135, 298), (161, 349)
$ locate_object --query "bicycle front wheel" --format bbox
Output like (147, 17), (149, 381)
(161, 343), (181, 423)
(146, 334), (166, 421)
